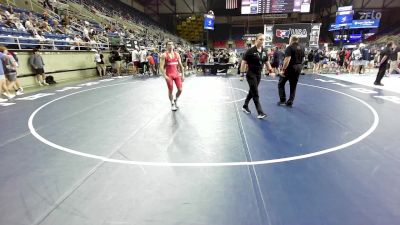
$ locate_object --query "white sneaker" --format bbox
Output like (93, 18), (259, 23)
(16, 88), (24, 95)
(0, 98), (8, 102)
(3, 93), (15, 99)
(43, 81), (49, 86)
(171, 104), (178, 111)
(174, 99), (179, 109)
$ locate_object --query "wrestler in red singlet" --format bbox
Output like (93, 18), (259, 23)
(160, 40), (185, 111)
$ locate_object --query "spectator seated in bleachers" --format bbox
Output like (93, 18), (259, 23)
(0, 0), (192, 54)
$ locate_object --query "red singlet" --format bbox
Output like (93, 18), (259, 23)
(165, 52), (182, 91)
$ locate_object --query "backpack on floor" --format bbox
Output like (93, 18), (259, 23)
(45, 75), (57, 85)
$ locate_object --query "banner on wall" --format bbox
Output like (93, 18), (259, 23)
(264, 25), (274, 47)
(272, 23), (312, 44)
(309, 23), (321, 47)
(264, 23), (319, 47)
(355, 9), (382, 20)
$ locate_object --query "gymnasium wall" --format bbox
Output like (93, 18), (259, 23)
(14, 51), (111, 88)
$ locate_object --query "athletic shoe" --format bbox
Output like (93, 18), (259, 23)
(242, 106), (251, 114)
(277, 101), (286, 106)
(0, 98), (8, 102)
(171, 104), (178, 111)
(257, 113), (267, 119)
(174, 99), (179, 109)
(43, 81), (49, 86)
(374, 82), (384, 86)
(285, 101), (293, 107)
(3, 93), (15, 99)
(240, 76), (244, 81)
(15, 88), (24, 95)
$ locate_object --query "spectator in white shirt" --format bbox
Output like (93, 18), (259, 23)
(131, 48), (140, 75)
(139, 47), (148, 74)
(14, 20), (26, 31)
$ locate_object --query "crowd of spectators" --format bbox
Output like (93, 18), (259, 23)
(305, 42), (400, 75)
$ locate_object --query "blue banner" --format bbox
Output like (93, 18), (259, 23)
(350, 19), (380, 29)
(329, 19), (380, 31)
(204, 14), (215, 30)
(335, 14), (353, 26)
(329, 24), (342, 31)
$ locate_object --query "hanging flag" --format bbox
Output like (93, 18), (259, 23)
(226, 0), (238, 9)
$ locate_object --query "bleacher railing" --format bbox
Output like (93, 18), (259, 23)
(0, 35), (109, 51)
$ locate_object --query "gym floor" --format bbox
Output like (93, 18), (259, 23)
(1, 74), (399, 225)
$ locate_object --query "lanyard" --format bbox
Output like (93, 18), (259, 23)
(257, 47), (264, 65)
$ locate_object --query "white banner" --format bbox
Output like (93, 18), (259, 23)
(264, 24), (274, 48)
(309, 23), (321, 47)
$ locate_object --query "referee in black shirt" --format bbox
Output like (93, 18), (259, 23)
(240, 33), (274, 119)
(278, 36), (305, 107)
(374, 41), (394, 86)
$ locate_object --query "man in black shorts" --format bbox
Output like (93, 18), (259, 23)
(278, 36), (305, 107)
(29, 48), (48, 86)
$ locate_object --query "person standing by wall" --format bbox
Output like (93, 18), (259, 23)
(29, 48), (48, 86)
(94, 50), (105, 77)
(113, 47), (123, 77)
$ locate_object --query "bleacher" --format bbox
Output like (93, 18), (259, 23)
(0, 0), (192, 52)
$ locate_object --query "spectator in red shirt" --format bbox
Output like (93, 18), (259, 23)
(186, 50), (194, 70)
(199, 50), (208, 64)
(198, 50), (208, 73)
(345, 49), (351, 72)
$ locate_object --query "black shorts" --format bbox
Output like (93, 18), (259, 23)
(35, 68), (45, 75)
(140, 62), (148, 68)
(5, 74), (17, 81)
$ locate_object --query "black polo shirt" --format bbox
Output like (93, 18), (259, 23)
(243, 46), (268, 75)
(380, 47), (392, 66)
(285, 43), (305, 66)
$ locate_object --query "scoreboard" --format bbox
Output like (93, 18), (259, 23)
(241, 0), (311, 14)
